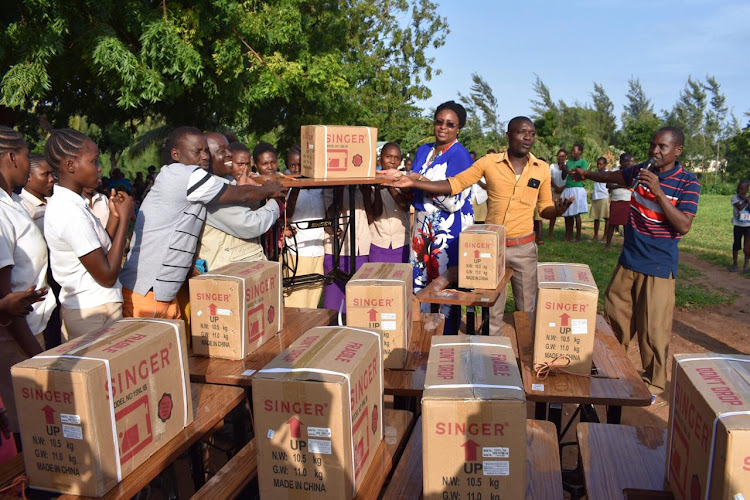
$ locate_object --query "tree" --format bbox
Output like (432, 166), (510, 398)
(530, 74), (557, 119)
(703, 76), (728, 176)
(616, 111), (663, 161)
(458, 73), (504, 152)
(725, 126), (750, 181)
(665, 76), (707, 170)
(1, 0), (448, 153)
(590, 82), (616, 145)
(622, 77), (653, 124)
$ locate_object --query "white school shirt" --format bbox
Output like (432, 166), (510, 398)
(286, 188), (325, 257)
(0, 189), (55, 334)
(44, 185), (123, 309)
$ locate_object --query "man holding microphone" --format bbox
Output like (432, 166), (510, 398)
(570, 127), (700, 398)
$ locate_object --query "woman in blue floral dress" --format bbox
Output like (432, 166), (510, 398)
(409, 101), (474, 333)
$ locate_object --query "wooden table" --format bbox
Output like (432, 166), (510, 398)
(385, 312), (444, 412)
(577, 423), (668, 499)
(508, 311), (652, 430)
(382, 418), (564, 499)
(189, 307), (336, 388)
(0, 455), (24, 500)
(50, 383), (245, 500)
(416, 267), (512, 335)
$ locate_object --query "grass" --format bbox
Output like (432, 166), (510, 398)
(501, 208), (737, 312)
(680, 193), (747, 273)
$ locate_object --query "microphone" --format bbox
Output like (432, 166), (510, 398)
(630, 158), (655, 191)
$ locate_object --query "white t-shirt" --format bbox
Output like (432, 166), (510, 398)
(45, 185), (123, 309)
(286, 188), (325, 257)
(731, 194), (750, 227)
(0, 189), (55, 334)
(592, 178), (610, 201)
(549, 164), (565, 190)
(610, 166), (632, 202)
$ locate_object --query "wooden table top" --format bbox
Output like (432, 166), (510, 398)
(384, 312), (444, 397)
(509, 311), (652, 406)
(189, 307), (336, 387)
(0, 454), (24, 500)
(57, 383), (245, 500)
(381, 418), (564, 499)
(416, 267), (513, 307)
(281, 177), (385, 188)
(577, 423), (668, 499)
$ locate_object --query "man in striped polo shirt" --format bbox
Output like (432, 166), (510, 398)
(572, 127), (700, 396)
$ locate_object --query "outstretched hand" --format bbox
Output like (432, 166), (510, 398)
(375, 168), (403, 182)
(555, 196), (574, 216)
(570, 168), (586, 181)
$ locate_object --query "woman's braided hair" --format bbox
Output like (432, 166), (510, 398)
(44, 128), (89, 172)
(0, 126), (25, 154)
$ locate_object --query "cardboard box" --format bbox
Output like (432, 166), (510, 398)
(11, 319), (193, 497)
(533, 262), (598, 376)
(253, 326), (383, 499)
(666, 354), (750, 500)
(458, 224), (506, 290)
(190, 260), (282, 360)
(346, 262), (413, 369)
(300, 125), (378, 179)
(422, 335), (526, 500)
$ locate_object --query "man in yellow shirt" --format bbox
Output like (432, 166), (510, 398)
(383, 116), (572, 334)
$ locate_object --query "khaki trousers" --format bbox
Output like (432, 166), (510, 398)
(61, 302), (123, 342)
(490, 241), (538, 336)
(603, 264), (675, 394)
(284, 255), (324, 309)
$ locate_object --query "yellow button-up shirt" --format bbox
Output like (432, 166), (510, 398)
(448, 152), (554, 238)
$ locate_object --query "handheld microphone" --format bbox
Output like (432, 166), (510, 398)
(630, 157), (655, 191)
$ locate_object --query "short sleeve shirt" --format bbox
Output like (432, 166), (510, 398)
(45, 185), (123, 309)
(619, 162), (700, 278)
(0, 190), (55, 333)
(731, 194), (750, 227)
(565, 159), (587, 188)
(119, 164), (227, 301)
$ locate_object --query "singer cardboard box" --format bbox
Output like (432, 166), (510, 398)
(533, 263), (598, 376)
(190, 260), (282, 360)
(346, 262), (413, 369)
(253, 326), (383, 500)
(11, 319), (193, 497)
(666, 354), (750, 500)
(301, 125), (378, 179)
(422, 335), (526, 500)
(458, 224), (506, 290)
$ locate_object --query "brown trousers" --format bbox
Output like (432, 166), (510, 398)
(490, 241), (538, 336)
(603, 264), (675, 394)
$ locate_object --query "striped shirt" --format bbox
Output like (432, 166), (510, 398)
(619, 162), (700, 278)
(119, 163), (227, 301)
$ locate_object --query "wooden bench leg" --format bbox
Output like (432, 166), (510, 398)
(606, 405), (622, 424)
(481, 306), (490, 335)
(466, 307), (475, 335)
(534, 402), (547, 420)
(191, 442), (206, 490)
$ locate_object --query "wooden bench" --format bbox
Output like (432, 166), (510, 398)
(191, 439), (257, 500)
(191, 409), (413, 499)
(382, 418), (564, 499)
(0, 454), (25, 500)
(577, 423), (669, 499)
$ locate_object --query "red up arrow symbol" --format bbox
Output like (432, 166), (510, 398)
(474, 250), (481, 259)
(559, 313), (570, 327)
(208, 303), (218, 316)
(368, 309), (378, 322)
(461, 439), (480, 461)
(42, 405), (56, 425)
(287, 417), (303, 439)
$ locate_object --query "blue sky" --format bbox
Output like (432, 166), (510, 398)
(418, 0), (750, 127)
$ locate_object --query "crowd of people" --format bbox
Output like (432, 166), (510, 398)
(0, 99), (703, 450)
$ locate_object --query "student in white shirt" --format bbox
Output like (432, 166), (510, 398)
(369, 142), (410, 263)
(44, 129), (135, 341)
(590, 156), (611, 242)
(19, 154), (55, 234)
(0, 126), (55, 434)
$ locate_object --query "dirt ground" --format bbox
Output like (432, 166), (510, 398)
(555, 250), (750, 482)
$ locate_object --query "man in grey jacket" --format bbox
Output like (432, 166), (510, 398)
(198, 132), (281, 270)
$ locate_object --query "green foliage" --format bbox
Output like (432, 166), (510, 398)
(725, 127), (750, 181)
(621, 77), (653, 123)
(615, 110), (662, 161)
(1, 0), (448, 154)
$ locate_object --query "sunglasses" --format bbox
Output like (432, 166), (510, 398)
(434, 118), (458, 129)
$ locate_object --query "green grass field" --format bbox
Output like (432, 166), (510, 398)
(502, 194), (739, 312)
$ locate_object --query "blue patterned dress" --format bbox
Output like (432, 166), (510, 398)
(410, 141), (474, 333)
